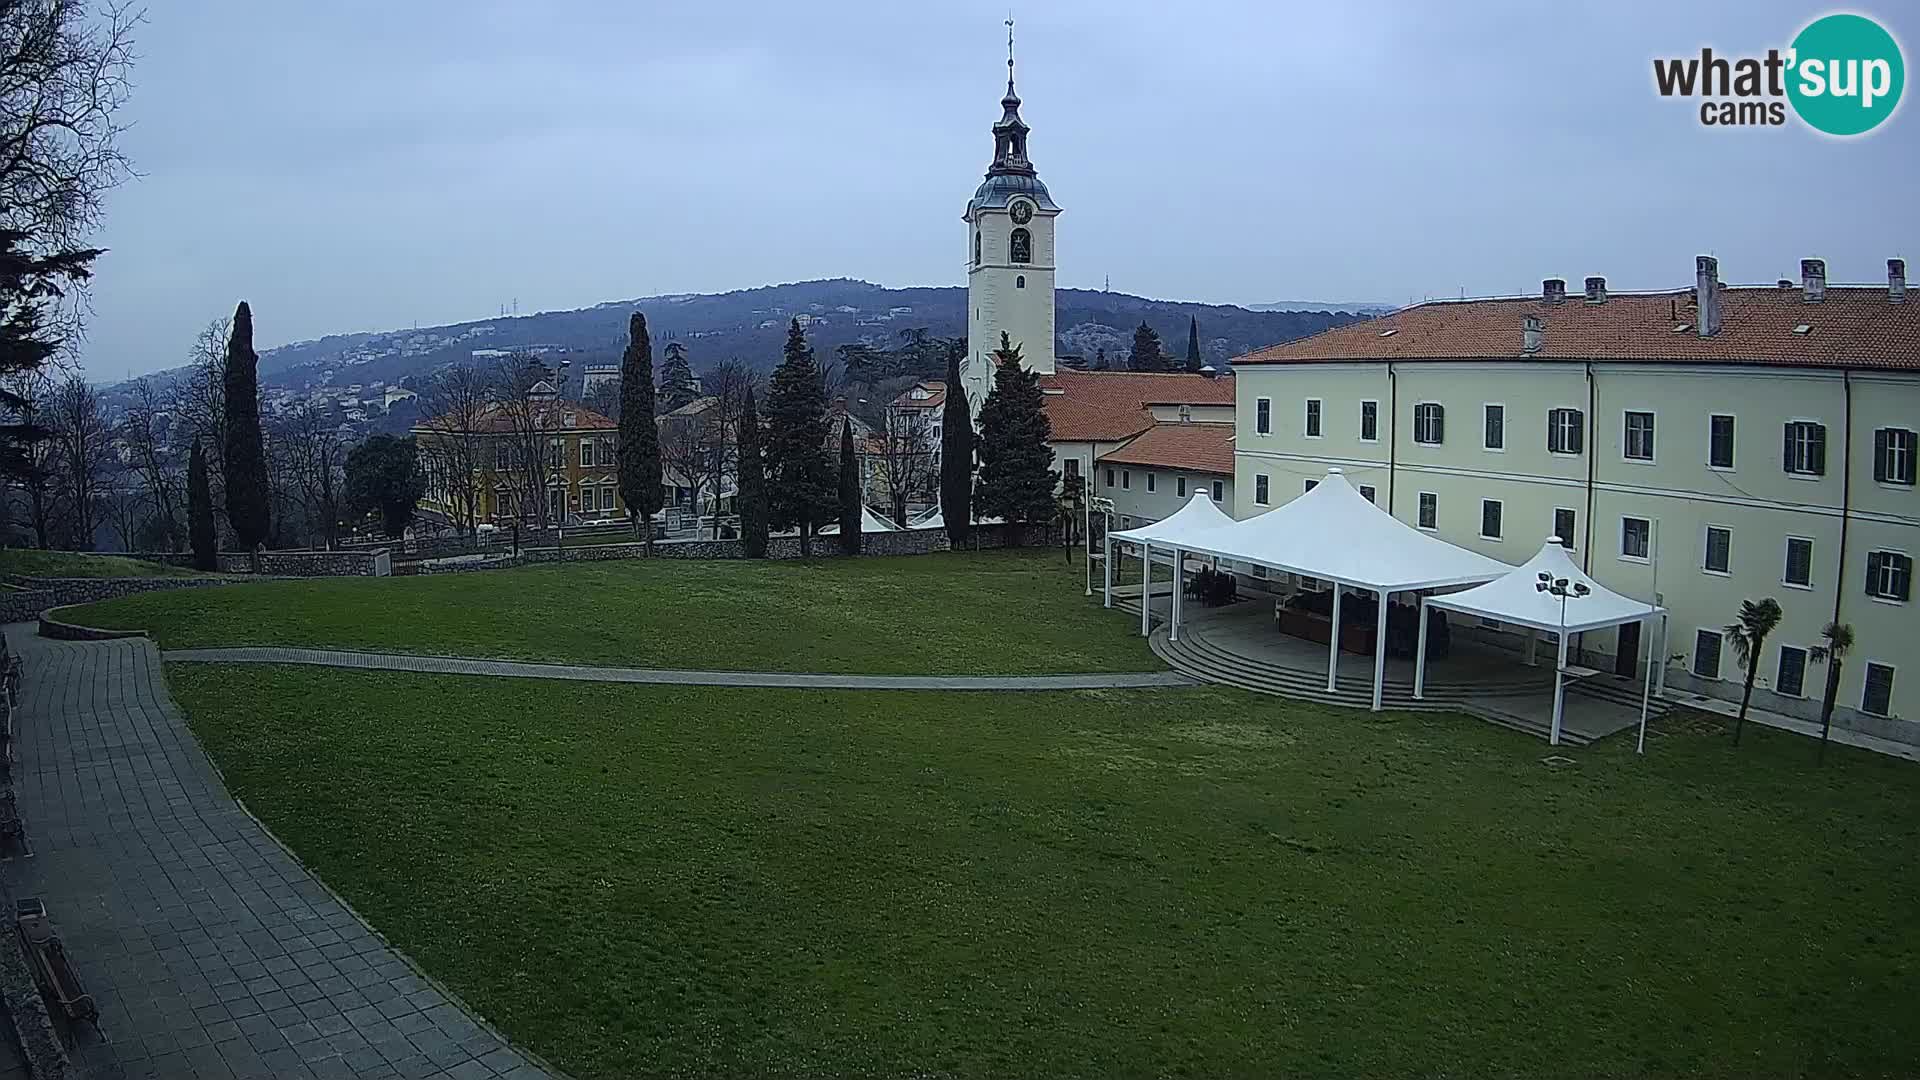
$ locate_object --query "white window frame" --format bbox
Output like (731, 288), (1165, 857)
(1146, 471), (1156, 493)
(1866, 549), (1912, 603)
(1359, 400), (1379, 443)
(579, 439), (594, 468)
(1254, 474), (1270, 506)
(1482, 402), (1506, 452)
(1623, 409), (1657, 463)
(1211, 480), (1224, 502)
(1547, 407), (1584, 456)
(1620, 516), (1652, 563)
(1692, 628), (1725, 680)
(1176, 476), (1187, 498)
(1707, 413), (1737, 471)
(1783, 536), (1814, 590)
(1860, 661), (1896, 718)
(1304, 398), (1323, 439)
(1775, 644), (1809, 699)
(1553, 508), (1577, 550)
(1358, 484), (1376, 504)
(1121, 470), (1130, 490)
(1416, 491), (1437, 531)
(1702, 524), (1733, 576)
(1479, 498), (1503, 542)
(1255, 397), (1272, 436)
(1877, 426), (1917, 487)
(1413, 402), (1444, 445)
(1784, 418), (1826, 479)
(1303, 479), (1320, 494)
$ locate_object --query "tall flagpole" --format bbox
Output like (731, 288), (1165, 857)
(1637, 517), (1660, 755)
(1083, 471), (1093, 596)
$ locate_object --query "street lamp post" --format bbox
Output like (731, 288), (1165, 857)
(1090, 493), (1116, 604)
(1535, 571), (1591, 747)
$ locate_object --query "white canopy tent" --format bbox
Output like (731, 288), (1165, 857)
(1110, 469), (1509, 711)
(1419, 538), (1666, 747)
(1106, 490), (1239, 642)
(818, 505), (903, 535)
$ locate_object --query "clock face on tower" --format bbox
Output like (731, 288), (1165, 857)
(1009, 200), (1034, 225)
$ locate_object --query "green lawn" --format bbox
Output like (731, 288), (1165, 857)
(0, 548), (206, 578)
(68, 550), (1153, 674)
(168, 664), (1920, 1080)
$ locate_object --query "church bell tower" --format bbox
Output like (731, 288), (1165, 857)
(962, 21), (1059, 414)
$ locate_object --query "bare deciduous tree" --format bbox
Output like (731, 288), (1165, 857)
(118, 376), (183, 549)
(873, 406), (937, 529)
(416, 362), (491, 539)
(489, 353), (564, 532)
(270, 404), (346, 548)
(47, 372), (108, 548)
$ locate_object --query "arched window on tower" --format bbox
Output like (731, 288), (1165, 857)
(1016, 275), (1025, 289)
(973, 231), (981, 266)
(1010, 227), (1031, 264)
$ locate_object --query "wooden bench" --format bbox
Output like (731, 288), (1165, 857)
(16, 900), (96, 1027)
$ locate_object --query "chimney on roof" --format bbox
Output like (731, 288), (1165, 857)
(1522, 313), (1544, 355)
(1695, 255), (1722, 337)
(1542, 278), (1567, 304)
(1583, 276), (1607, 304)
(1891, 258), (1908, 303)
(1801, 258), (1826, 303)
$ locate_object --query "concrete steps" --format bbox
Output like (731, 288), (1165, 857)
(1150, 628), (1597, 747)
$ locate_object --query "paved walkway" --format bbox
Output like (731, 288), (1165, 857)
(0, 628), (552, 1080)
(163, 646), (1195, 691)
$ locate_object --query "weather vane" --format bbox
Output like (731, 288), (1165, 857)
(1006, 14), (1015, 80)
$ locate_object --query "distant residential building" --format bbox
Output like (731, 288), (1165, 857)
(413, 394), (624, 526)
(1094, 421), (1235, 530)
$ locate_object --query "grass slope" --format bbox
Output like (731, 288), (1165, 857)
(66, 550), (1152, 674)
(0, 548), (204, 578)
(169, 664), (1920, 1080)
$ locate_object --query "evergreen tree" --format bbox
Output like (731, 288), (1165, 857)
(221, 301), (271, 548)
(658, 340), (698, 414)
(1185, 315), (1203, 371)
(764, 319), (835, 556)
(736, 384), (768, 557)
(837, 419), (861, 556)
(345, 435), (428, 539)
(188, 441), (217, 571)
(940, 341), (974, 547)
(617, 313), (664, 552)
(1129, 321), (1166, 372)
(974, 333), (1057, 543)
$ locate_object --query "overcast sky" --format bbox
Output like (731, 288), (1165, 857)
(83, 0), (1917, 381)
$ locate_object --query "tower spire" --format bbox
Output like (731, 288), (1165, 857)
(1006, 14), (1016, 96)
(989, 16), (1033, 177)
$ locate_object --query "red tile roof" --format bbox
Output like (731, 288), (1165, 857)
(1096, 422), (1236, 475)
(1038, 370), (1235, 442)
(1238, 286), (1920, 370)
(889, 380), (947, 410)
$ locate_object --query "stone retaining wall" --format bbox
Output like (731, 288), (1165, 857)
(0, 576), (236, 624)
(394, 523), (1055, 573)
(139, 550), (390, 577)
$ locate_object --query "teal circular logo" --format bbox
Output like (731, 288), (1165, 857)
(1788, 14), (1904, 136)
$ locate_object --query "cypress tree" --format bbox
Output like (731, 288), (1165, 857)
(221, 301), (271, 548)
(658, 340), (698, 413)
(737, 384), (768, 557)
(837, 419), (861, 556)
(974, 332), (1057, 544)
(763, 319), (835, 557)
(617, 313), (664, 552)
(1185, 315), (1203, 371)
(1129, 321), (1166, 373)
(188, 441), (217, 571)
(939, 340), (974, 547)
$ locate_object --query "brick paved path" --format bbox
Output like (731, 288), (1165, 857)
(0, 629), (553, 1080)
(163, 646), (1194, 691)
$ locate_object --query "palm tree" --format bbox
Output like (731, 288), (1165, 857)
(1809, 621), (1856, 765)
(1725, 597), (1783, 746)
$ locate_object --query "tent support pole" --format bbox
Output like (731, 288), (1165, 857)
(1102, 532), (1113, 608)
(1525, 628), (1538, 667)
(1636, 614), (1656, 755)
(1551, 631), (1569, 747)
(1654, 614), (1669, 699)
(1327, 587), (1342, 692)
(1170, 547), (1183, 643)
(1414, 597), (1430, 700)
(1140, 542), (1152, 637)
(1371, 588), (1389, 711)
